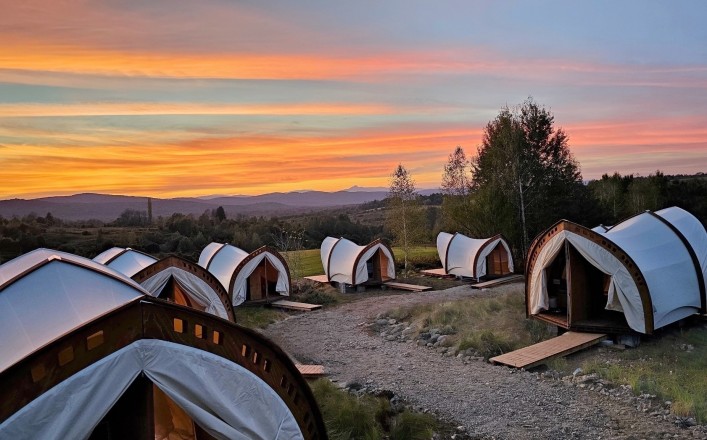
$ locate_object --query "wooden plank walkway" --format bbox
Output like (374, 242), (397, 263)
(271, 300), (322, 311)
(296, 364), (325, 378)
(490, 331), (606, 369)
(304, 274), (329, 283)
(470, 274), (524, 289)
(420, 268), (454, 278)
(384, 281), (432, 292)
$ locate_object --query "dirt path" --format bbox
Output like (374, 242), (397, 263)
(265, 284), (701, 439)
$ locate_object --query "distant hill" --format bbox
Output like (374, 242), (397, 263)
(0, 188), (440, 222)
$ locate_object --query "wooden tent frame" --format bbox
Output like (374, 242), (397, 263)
(0, 298), (327, 440)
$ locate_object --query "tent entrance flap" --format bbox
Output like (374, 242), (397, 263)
(538, 244), (569, 328)
(486, 242), (511, 277)
(364, 249), (391, 284)
(247, 258), (280, 301)
(567, 244), (629, 332)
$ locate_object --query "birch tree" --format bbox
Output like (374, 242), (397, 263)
(385, 164), (426, 275)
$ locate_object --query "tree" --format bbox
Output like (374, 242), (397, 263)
(440, 146), (475, 232)
(385, 164), (426, 275)
(213, 206), (227, 222)
(471, 98), (584, 259)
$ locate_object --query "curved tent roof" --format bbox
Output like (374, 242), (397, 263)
(0, 297), (327, 439)
(132, 256), (234, 321)
(320, 237), (395, 285)
(591, 225), (611, 234)
(527, 207), (706, 334)
(93, 247), (158, 278)
(0, 248), (147, 372)
(198, 243), (290, 306)
(436, 232), (514, 278)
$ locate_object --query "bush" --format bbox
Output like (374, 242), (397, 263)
(389, 410), (437, 440)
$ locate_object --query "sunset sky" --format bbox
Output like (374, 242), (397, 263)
(1, 0), (706, 199)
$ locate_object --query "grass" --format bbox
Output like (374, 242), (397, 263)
(234, 307), (288, 329)
(310, 379), (437, 440)
(580, 325), (707, 423)
(386, 289), (555, 359)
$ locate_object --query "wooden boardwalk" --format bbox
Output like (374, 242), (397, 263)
(296, 364), (325, 378)
(271, 300), (322, 311)
(470, 274), (524, 289)
(304, 274), (329, 283)
(420, 268), (454, 278)
(384, 281), (432, 292)
(490, 331), (606, 369)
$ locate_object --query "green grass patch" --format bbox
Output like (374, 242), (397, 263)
(234, 307), (288, 329)
(310, 379), (437, 440)
(581, 326), (707, 423)
(387, 289), (555, 359)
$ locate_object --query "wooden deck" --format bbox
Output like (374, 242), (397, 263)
(420, 268), (454, 278)
(296, 364), (325, 378)
(271, 300), (322, 311)
(383, 281), (432, 292)
(490, 331), (606, 369)
(470, 274), (524, 289)
(304, 274), (329, 283)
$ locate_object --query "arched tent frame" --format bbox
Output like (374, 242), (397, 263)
(200, 243), (291, 306)
(0, 298), (327, 440)
(132, 256), (236, 322)
(439, 232), (514, 278)
(93, 247), (158, 277)
(323, 237), (396, 285)
(526, 212), (706, 334)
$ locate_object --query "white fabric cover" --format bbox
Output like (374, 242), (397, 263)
(591, 225), (611, 234)
(0, 249), (146, 372)
(199, 243), (289, 306)
(436, 232), (514, 278)
(93, 247), (158, 278)
(139, 267), (230, 319)
(321, 237), (396, 285)
(0, 340), (303, 440)
(528, 210), (704, 333)
(656, 207), (707, 290)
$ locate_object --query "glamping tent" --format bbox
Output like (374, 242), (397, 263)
(320, 237), (395, 286)
(95, 248), (234, 321)
(93, 247), (158, 277)
(436, 232), (514, 279)
(199, 243), (290, 306)
(0, 249), (326, 440)
(526, 207), (707, 334)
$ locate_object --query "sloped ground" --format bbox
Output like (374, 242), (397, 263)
(265, 284), (706, 439)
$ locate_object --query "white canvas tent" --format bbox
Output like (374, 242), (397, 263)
(0, 248), (148, 372)
(0, 250), (325, 439)
(320, 237), (395, 285)
(526, 207), (706, 334)
(94, 247), (158, 277)
(436, 232), (514, 279)
(199, 243), (290, 306)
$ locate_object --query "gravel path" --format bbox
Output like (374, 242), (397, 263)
(266, 284), (702, 439)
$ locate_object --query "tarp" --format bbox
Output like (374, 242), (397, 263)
(321, 237), (395, 285)
(139, 267), (230, 319)
(528, 209), (704, 333)
(436, 232), (514, 278)
(199, 243), (289, 306)
(94, 247), (158, 278)
(0, 249), (147, 372)
(0, 340), (303, 440)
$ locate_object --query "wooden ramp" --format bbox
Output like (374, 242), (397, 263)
(383, 281), (432, 292)
(304, 274), (329, 283)
(271, 300), (322, 311)
(420, 268), (455, 278)
(296, 364), (325, 378)
(471, 274), (524, 289)
(490, 331), (606, 369)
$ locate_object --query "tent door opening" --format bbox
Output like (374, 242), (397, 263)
(566, 243), (629, 332)
(158, 276), (206, 312)
(485, 242), (510, 277)
(364, 249), (391, 285)
(246, 258), (280, 301)
(539, 244), (570, 328)
(89, 377), (217, 440)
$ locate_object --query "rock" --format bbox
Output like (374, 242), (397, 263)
(402, 327), (416, 336)
(429, 334), (440, 343)
(430, 328), (441, 335)
(572, 368), (583, 376)
(388, 319), (397, 325)
(375, 319), (388, 326)
(455, 425), (467, 433)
